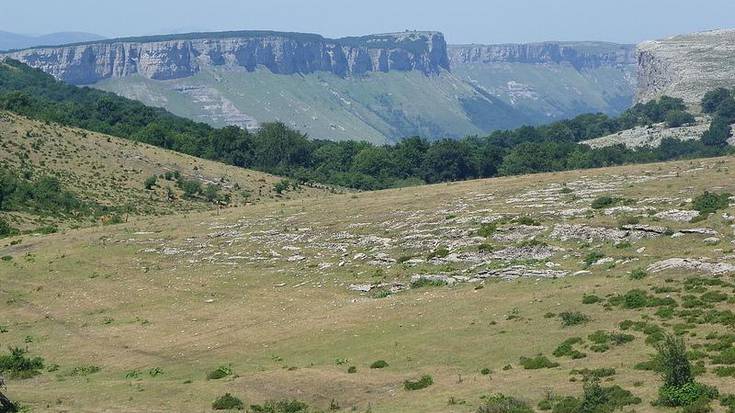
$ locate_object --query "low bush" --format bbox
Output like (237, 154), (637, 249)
(404, 375), (433, 391)
(370, 360), (389, 369)
(519, 355), (559, 369)
(692, 192), (731, 214)
(250, 400), (313, 413)
(582, 294), (601, 304)
(559, 312), (590, 327)
(212, 393), (244, 410)
(477, 394), (533, 413)
(207, 365), (233, 380)
(0, 347), (44, 379)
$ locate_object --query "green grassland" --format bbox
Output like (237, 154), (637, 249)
(2, 154), (735, 412)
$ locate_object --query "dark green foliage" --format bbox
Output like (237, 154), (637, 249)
(347, 366), (356, 373)
(519, 355), (559, 369)
(590, 196), (619, 210)
(721, 394), (735, 413)
(554, 338), (586, 359)
(410, 278), (447, 288)
(477, 394), (533, 413)
(427, 247), (450, 260)
(702, 88), (732, 113)
(583, 251), (604, 267)
(657, 335), (693, 388)
(212, 393), (244, 410)
(250, 400), (313, 413)
(714, 367), (735, 377)
(692, 191), (732, 214)
(404, 375), (433, 390)
(702, 117), (732, 146)
(570, 368), (616, 381)
(144, 176), (157, 190)
(0, 218), (17, 239)
(0, 168), (89, 216)
(559, 312), (590, 327)
(549, 380), (641, 413)
(582, 295), (601, 304)
(206, 365), (233, 380)
(477, 223), (497, 238)
(630, 268), (648, 280)
(0, 347), (44, 379)
(0, 61), (728, 192)
(658, 383), (719, 407)
(480, 368), (492, 375)
(369, 360), (389, 369)
(665, 110), (695, 127)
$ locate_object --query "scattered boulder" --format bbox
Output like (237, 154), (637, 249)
(655, 209), (700, 222)
(647, 258), (735, 275)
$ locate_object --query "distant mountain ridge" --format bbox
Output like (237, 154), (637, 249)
(2, 30), (637, 142)
(0, 31), (105, 51)
(3, 30), (449, 84)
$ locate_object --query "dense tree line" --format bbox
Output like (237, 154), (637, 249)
(0, 59), (731, 191)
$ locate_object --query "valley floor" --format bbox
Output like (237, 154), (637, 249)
(2, 156), (735, 412)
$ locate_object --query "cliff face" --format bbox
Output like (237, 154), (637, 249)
(3, 31), (449, 84)
(636, 29), (735, 104)
(448, 42), (636, 70)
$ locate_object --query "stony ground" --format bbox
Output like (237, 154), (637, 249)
(1, 156), (735, 412)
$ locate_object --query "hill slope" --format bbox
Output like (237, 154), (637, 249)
(3, 31), (637, 142)
(1, 156), (734, 412)
(0, 111), (335, 231)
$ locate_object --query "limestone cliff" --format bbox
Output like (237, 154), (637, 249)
(448, 42), (636, 70)
(3, 30), (449, 84)
(636, 29), (735, 104)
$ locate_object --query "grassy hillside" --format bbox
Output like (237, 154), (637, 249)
(2, 155), (735, 412)
(0, 111), (336, 232)
(451, 62), (635, 123)
(94, 68), (529, 144)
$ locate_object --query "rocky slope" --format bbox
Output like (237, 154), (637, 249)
(3, 30), (449, 84)
(449, 42), (637, 122)
(636, 29), (735, 105)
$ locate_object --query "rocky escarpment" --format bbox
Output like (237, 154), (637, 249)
(2, 30), (449, 84)
(636, 29), (735, 104)
(448, 42), (636, 70)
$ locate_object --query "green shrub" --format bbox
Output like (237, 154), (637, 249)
(582, 294), (601, 304)
(519, 355), (559, 369)
(665, 110), (696, 127)
(480, 368), (492, 375)
(692, 192), (731, 214)
(721, 394), (735, 413)
(553, 338), (586, 359)
(658, 382), (719, 407)
(370, 360), (389, 369)
(591, 196), (620, 209)
(516, 216), (540, 226)
(0, 217), (18, 238)
(144, 175), (157, 190)
(427, 247), (450, 259)
(477, 223), (497, 238)
(714, 366), (735, 377)
(404, 375), (433, 390)
(67, 365), (100, 376)
(583, 251), (605, 267)
(347, 366), (357, 374)
(559, 312), (590, 327)
(0, 347), (44, 379)
(630, 268), (648, 280)
(207, 365), (233, 380)
(250, 400), (312, 413)
(477, 394), (533, 413)
(212, 393), (244, 410)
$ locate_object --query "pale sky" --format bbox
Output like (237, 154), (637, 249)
(2, 0), (734, 44)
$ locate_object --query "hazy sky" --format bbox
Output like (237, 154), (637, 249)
(2, 0), (734, 44)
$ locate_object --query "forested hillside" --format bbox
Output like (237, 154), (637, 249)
(0, 59), (731, 191)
